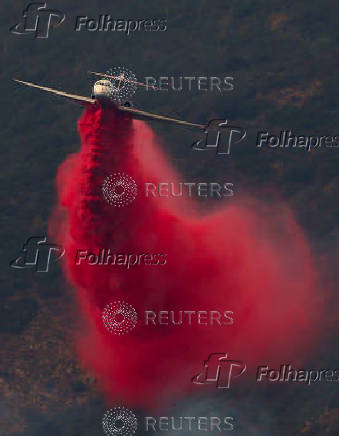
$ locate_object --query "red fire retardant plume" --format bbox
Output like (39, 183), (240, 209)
(49, 104), (319, 410)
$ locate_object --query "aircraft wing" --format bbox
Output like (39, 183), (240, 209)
(118, 106), (204, 130)
(14, 79), (204, 129)
(13, 79), (95, 106)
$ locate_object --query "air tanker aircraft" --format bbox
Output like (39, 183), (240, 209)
(14, 70), (205, 130)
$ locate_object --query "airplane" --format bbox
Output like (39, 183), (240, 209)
(13, 74), (205, 130)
